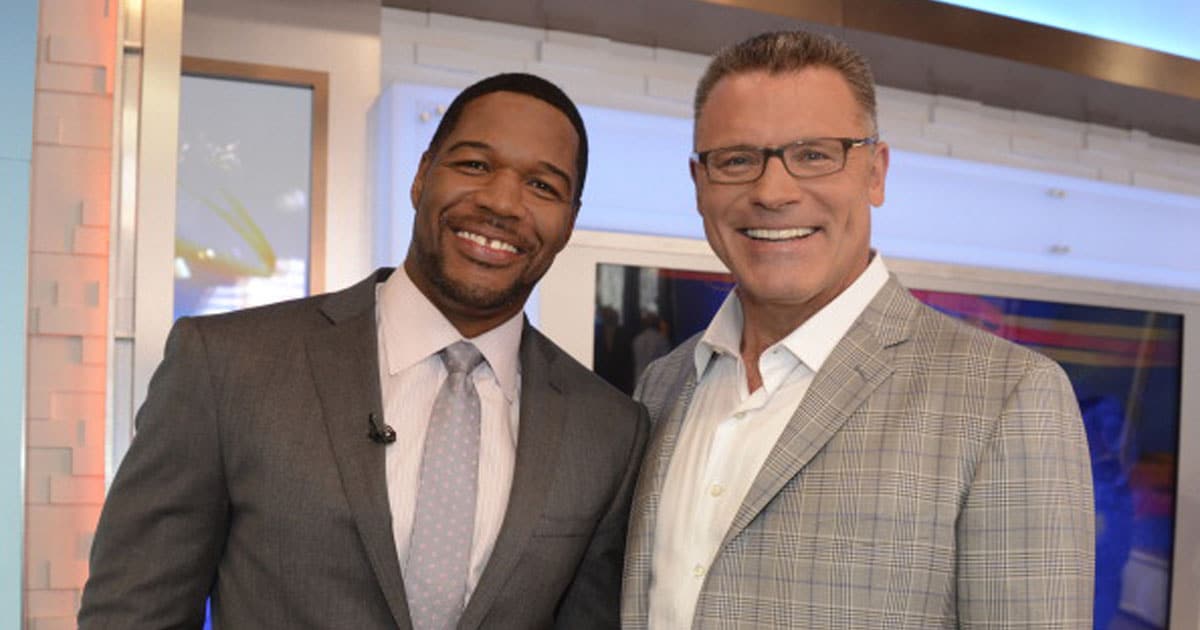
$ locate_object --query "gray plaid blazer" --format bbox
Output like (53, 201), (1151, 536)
(622, 276), (1094, 629)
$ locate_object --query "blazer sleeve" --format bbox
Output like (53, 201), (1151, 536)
(956, 358), (1095, 628)
(78, 317), (229, 629)
(554, 404), (651, 629)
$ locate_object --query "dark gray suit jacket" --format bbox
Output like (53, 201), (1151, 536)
(79, 269), (649, 629)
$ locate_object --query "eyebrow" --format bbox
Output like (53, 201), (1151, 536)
(444, 140), (574, 194)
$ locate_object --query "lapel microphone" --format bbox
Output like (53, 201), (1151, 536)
(367, 412), (396, 445)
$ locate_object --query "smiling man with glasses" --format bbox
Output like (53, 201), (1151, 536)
(622, 30), (1095, 629)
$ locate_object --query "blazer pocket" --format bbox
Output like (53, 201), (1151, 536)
(532, 516), (595, 538)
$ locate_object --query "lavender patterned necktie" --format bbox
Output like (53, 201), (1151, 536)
(407, 341), (485, 630)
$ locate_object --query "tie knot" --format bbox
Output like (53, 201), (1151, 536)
(441, 341), (484, 375)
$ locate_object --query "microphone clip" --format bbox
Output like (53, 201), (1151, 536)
(367, 413), (396, 445)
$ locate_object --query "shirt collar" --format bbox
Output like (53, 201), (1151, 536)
(694, 253), (890, 379)
(377, 267), (523, 402)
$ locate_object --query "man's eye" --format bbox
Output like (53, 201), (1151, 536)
(454, 160), (489, 173)
(529, 178), (564, 200)
(714, 151), (759, 170)
(796, 149), (833, 162)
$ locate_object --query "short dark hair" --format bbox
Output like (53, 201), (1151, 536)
(426, 72), (589, 205)
(695, 31), (878, 136)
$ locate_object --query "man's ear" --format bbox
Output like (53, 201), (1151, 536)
(689, 158), (703, 212)
(554, 201), (582, 255)
(869, 141), (889, 208)
(410, 151), (433, 210)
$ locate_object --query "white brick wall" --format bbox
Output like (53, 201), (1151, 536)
(382, 9), (694, 118)
(25, 0), (116, 627)
(381, 7), (1200, 199)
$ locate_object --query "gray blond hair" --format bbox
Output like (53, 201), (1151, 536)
(694, 30), (879, 135)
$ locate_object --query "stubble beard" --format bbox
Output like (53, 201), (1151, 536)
(414, 242), (530, 313)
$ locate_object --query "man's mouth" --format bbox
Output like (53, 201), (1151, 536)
(741, 227), (816, 241)
(455, 229), (521, 254)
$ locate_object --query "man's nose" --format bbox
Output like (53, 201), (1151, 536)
(749, 154), (801, 211)
(475, 168), (524, 217)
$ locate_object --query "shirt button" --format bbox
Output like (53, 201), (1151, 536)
(709, 483), (725, 497)
(692, 564), (706, 578)
(733, 411), (746, 420)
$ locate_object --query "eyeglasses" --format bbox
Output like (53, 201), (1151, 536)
(691, 136), (879, 184)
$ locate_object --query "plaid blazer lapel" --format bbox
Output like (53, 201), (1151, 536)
(623, 337), (701, 626)
(721, 277), (915, 545)
(633, 374), (695, 531)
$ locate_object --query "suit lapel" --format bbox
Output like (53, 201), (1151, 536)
(635, 336), (704, 530)
(623, 340), (700, 623)
(306, 270), (413, 629)
(458, 325), (567, 630)
(641, 366), (699, 510)
(720, 277), (916, 546)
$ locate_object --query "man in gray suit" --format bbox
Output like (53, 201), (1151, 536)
(622, 31), (1094, 628)
(80, 73), (648, 629)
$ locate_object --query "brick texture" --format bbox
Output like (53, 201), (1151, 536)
(25, 0), (116, 626)
(382, 6), (1200, 199)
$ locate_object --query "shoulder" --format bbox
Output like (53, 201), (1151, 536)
(182, 270), (385, 347)
(523, 326), (645, 418)
(640, 332), (700, 386)
(874, 287), (1078, 422)
(171, 295), (331, 374)
(160, 271), (386, 388)
(187, 292), (328, 335)
(909, 297), (1065, 379)
(847, 277), (1078, 425)
(865, 277), (1062, 378)
(521, 327), (649, 471)
(633, 332), (702, 424)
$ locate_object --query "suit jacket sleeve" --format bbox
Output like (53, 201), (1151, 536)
(554, 404), (651, 629)
(79, 317), (229, 629)
(957, 358), (1095, 628)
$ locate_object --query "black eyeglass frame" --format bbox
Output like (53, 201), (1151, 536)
(690, 135), (879, 183)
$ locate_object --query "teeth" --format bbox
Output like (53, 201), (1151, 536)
(457, 230), (519, 253)
(744, 227), (815, 241)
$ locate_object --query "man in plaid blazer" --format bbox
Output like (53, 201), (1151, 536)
(621, 31), (1094, 628)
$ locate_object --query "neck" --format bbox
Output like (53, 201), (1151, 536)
(736, 296), (818, 393)
(444, 312), (510, 339)
(737, 252), (874, 367)
(401, 260), (524, 339)
(738, 291), (821, 353)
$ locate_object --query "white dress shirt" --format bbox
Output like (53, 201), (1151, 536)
(648, 255), (890, 628)
(375, 268), (523, 604)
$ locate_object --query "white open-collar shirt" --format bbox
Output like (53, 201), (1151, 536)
(649, 254), (890, 628)
(375, 267), (523, 603)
